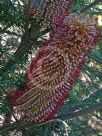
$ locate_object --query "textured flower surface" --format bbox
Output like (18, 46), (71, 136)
(37, 0), (73, 27)
(8, 12), (100, 124)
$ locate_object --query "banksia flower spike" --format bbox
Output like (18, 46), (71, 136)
(8, 2), (100, 124)
(37, 0), (73, 27)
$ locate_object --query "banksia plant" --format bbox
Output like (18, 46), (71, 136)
(8, 0), (100, 124)
(0, 0), (102, 135)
